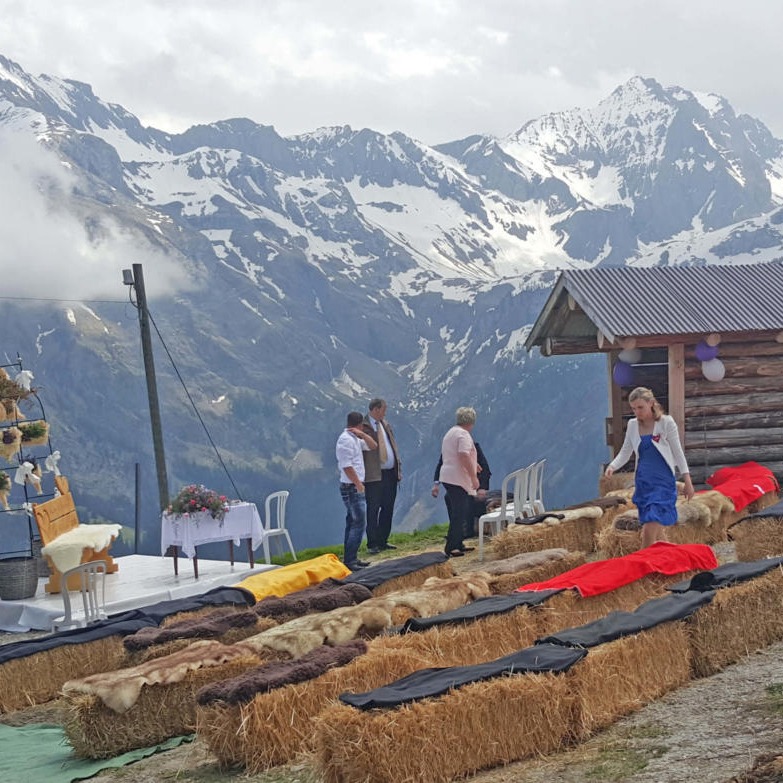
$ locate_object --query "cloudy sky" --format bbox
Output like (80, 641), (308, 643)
(2, 0), (783, 145)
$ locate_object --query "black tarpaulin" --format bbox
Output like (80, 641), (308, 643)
(537, 590), (714, 649)
(400, 589), (563, 633)
(113, 585), (257, 624)
(339, 642), (586, 710)
(667, 557), (783, 593)
(341, 551), (448, 590)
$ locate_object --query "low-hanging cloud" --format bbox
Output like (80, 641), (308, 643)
(0, 128), (194, 302)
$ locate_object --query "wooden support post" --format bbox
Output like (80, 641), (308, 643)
(668, 343), (685, 444)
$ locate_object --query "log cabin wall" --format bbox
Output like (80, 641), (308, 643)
(683, 334), (783, 485)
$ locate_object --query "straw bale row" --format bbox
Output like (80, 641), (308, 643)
(0, 604), (244, 714)
(312, 623), (690, 783)
(195, 570), (682, 772)
(309, 565), (783, 783)
(597, 490), (747, 558)
(491, 507), (604, 559)
(728, 511), (783, 562)
(369, 559), (454, 596)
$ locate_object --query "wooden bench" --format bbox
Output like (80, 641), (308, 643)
(32, 491), (119, 593)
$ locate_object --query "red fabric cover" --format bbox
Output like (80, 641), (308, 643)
(517, 541), (718, 598)
(706, 461), (780, 512)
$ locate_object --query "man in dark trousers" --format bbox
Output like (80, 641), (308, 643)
(362, 398), (402, 554)
(432, 442), (491, 537)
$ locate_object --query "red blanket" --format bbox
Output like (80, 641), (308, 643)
(705, 462), (780, 512)
(517, 542), (718, 597)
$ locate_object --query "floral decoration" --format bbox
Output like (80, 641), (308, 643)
(167, 484), (230, 521)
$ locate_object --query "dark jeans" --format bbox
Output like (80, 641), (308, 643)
(340, 483), (366, 565)
(365, 469), (398, 548)
(442, 482), (472, 553)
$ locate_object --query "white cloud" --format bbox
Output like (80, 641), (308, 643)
(0, 0), (782, 144)
(0, 129), (192, 300)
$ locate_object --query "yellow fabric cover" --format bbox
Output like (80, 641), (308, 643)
(233, 554), (351, 600)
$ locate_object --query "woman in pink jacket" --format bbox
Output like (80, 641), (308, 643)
(605, 387), (694, 548)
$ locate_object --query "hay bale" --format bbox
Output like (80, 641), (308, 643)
(0, 636), (125, 713)
(64, 655), (258, 758)
(599, 473), (635, 496)
(491, 508), (602, 559)
(686, 567), (783, 677)
(567, 622), (691, 737)
(597, 496), (718, 557)
(196, 569), (681, 773)
(312, 673), (573, 783)
(481, 551), (587, 595)
(371, 559), (455, 597)
(729, 515), (783, 561)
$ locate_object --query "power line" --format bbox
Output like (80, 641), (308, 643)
(0, 296), (127, 303)
(146, 308), (243, 501)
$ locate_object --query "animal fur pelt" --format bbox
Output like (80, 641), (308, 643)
(468, 549), (570, 576)
(122, 609), (259, 652)
(254, 581), (372, 622)
(238, 574), (491, 660)
(63, 640), (259, 713)
(565, 496), (629, 511)
(197, 640), (367, 707)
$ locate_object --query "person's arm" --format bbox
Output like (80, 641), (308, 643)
(459, 446), (480, 491)
(349, 427), (377, 450)
(343, 466), (364, 493)
(432, 455), (443, 497)
(605, 420), (636, 477)
(665, 417), (695, 500)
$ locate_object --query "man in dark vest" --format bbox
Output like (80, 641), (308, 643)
(362, 398), (402, 554)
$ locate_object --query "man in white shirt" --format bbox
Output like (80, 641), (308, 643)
(335, 411), (377, 570)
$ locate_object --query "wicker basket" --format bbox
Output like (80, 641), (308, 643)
(0, 556), (39, 600)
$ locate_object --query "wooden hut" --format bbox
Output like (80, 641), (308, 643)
(525, 262), (783, 484)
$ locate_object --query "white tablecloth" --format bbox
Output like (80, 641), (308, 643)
(161, 502), (264, 559)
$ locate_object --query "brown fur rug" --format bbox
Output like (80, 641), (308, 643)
(253, 581), (372, 622)
(197, 639), (367, 706)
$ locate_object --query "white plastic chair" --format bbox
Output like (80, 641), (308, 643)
(51, 560), (107, 632)
(527, 458), (547, 515)
(477, 464), (534, 561)
(260, 490), (297, 564)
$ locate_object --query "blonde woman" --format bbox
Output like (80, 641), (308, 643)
(605, 387), (694, 548)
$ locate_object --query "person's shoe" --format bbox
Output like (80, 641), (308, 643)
(367, 547), (381, 555)
(381, 543), (398, 550)
(446, 549), (465, 558)
(346, 560), (369, 570)
(459, 546), (476, 553)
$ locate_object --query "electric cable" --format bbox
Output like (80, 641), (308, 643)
(145, 308), (243, 501)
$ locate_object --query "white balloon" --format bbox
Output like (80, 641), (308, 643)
(702, 358), (726, 382)
(618, 348), (642, 364)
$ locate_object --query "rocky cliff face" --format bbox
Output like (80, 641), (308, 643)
(1, 55), (782, 555)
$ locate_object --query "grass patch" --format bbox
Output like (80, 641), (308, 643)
(268, 523), (450, 566)
(584, 740), (669, 781)
(765, 682), (783, 714)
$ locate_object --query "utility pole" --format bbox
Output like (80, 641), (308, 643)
(123, 263), (169, 512)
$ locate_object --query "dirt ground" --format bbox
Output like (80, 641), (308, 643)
(2, 543), (783, 782)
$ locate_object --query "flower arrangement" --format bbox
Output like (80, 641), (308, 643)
(167, 484), (230, 521)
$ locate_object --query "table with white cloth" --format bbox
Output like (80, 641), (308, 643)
(161, 501), (264, 578)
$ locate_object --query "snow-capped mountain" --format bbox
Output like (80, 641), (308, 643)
(1, 55), (782, 555)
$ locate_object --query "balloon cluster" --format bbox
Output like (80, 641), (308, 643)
(696, 334), (724, 382)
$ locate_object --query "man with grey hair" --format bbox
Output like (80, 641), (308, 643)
(362, 398), (402, 554)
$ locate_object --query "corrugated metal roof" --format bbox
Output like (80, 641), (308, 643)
(527, 261), (783, 347)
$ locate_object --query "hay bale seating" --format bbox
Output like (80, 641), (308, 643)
(597, 490), (744, 558)
(59, 574), (492, 758)
(727, 501), (783, 561)
(491, 507), (604, 559)
(310, 565), (783, 783)
(468, 549), (587, 594)
(368, 559), (454, 597)
(0, 602), (253, 713)
(311, 620), (692, 783)
(195, 570), (689, 773)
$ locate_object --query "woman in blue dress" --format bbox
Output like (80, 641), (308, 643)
(604, 387), (694, 549)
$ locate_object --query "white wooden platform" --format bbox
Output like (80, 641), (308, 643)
(0, 554), (277, 633)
